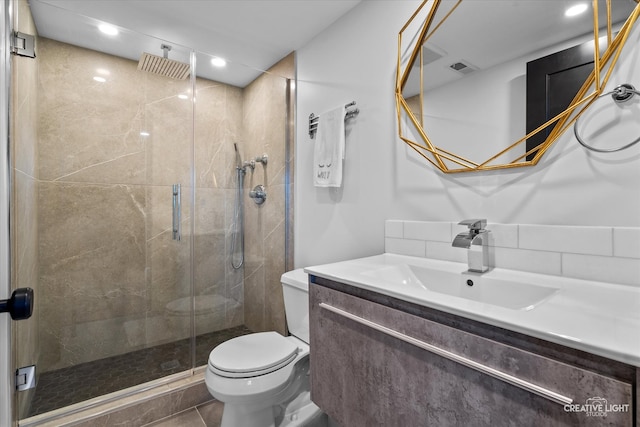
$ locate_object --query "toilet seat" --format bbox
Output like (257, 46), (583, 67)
(209, 332), (299, 378)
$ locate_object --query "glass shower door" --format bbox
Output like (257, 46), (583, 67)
(10, 6), (196, 419)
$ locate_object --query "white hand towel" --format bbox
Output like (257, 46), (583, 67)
(313, 105), (346, 187)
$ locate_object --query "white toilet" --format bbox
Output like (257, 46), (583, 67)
(205, 269), (325, 427)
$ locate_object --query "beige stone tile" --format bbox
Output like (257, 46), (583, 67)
(244, 265), (265, 332)
(144, 409), (206, 427)
(197, 400), (224, 427)
(234, 58), (292, 334)
(142, 52), (192, 104)
(37, 39), (148, 184)
(195, 82), (243, 190)
(29, 32), (293, 377)
(71, 393), (176, 427)
(38, 181), (148, 369)
(15, 0), (37, 34)
(147, 228), (191, 317)
(264, 221), (287, 335)
(168, 381), (213, 415)
(263, 183), (286, 242)
(13, 172), (38, 291)
(12, 53), (38, 178)
(144, 97), (192, 186)
(193, 190), (227, 297)
(224, 280), (244, 329)
(267, 52), (295, 80)
(13, 175), (39, 379)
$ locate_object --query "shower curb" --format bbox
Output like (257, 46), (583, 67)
(19, 369), (214, 427)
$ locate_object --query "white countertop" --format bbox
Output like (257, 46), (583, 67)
(305, 253), (640, 367)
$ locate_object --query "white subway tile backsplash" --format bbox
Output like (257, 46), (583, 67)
(384, 220), (639, 286)
(385, 237), (426, 258)
(519, 225), (613, 256)
(493, 247), (562, 276)
(613, 228), (640, 259)
(486, 223), (518, 248)
(385, 220), (404, 238)
(562, 254), (640, 287)
(404, 221), (452, 242)
(426, 241), (466, 264)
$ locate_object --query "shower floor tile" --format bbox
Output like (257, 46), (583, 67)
(26, 325), (252, 417)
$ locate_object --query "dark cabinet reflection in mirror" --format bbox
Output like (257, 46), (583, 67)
(526, 40), (597, 161)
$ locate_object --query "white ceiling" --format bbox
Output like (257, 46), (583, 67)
(402, 0), (636, 95)
(28, 0), (362, 87)
(27, 0), (638, 90)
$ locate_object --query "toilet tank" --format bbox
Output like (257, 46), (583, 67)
(281, 269), (310, 344)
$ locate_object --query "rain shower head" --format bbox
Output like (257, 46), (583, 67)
(137, 44), (190, 80)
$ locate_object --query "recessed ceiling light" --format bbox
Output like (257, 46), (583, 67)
(98, 23), (119, 36)
(93, 76), (106, 83)
(565, 3), (588, 17)
(211, 57), (227, 67)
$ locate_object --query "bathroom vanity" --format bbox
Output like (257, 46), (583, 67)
(306, 254), (639, 426)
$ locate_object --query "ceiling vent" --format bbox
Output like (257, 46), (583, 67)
(449, 61), (477, 75)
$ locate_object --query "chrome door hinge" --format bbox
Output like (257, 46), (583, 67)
(11, 32), (36, 58)
(16, 365), (36, 391)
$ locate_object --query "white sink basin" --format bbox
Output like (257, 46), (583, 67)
(305, 253), (640, 366)
(362, 264), (559, 310)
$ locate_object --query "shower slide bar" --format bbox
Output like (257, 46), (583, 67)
(308, 101), (359, 139)
(319, 302), (574, 407)
(172, 184), (181, 241)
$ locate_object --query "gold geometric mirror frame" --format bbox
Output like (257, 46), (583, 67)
(396, 0), (640, 173)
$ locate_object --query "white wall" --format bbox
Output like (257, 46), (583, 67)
(295, 1), (640, 268)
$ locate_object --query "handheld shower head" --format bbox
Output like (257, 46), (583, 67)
(233, 143), (243, 170)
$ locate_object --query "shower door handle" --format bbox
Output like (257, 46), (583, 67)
(0, 288), (34, 320)
(172, 184), (181, 241)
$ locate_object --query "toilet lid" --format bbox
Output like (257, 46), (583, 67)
(208, 332), (299, 378)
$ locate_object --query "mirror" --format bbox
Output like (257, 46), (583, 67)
(396, 0), (640, 173)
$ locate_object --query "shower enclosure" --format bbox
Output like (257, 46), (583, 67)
(6, 0), (294, 424)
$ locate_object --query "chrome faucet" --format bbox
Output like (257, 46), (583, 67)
(452, 219), (490, 273)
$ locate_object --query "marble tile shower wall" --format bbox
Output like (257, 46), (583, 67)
(385, 220), (640, 287)
(242, 54), (294, 335)
(36, 38), (245, 372)
(11, 0), (40, 416)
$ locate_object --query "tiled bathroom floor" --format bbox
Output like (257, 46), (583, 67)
(27, 325), (252, 417)
(142, 401), (224, 427)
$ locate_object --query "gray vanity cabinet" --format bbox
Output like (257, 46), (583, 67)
(309, 277), (636, 427)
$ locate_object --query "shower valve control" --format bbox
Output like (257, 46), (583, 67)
(249, 185), (267, 205)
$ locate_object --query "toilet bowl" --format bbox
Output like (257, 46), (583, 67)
(205, 269), (325, 427)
